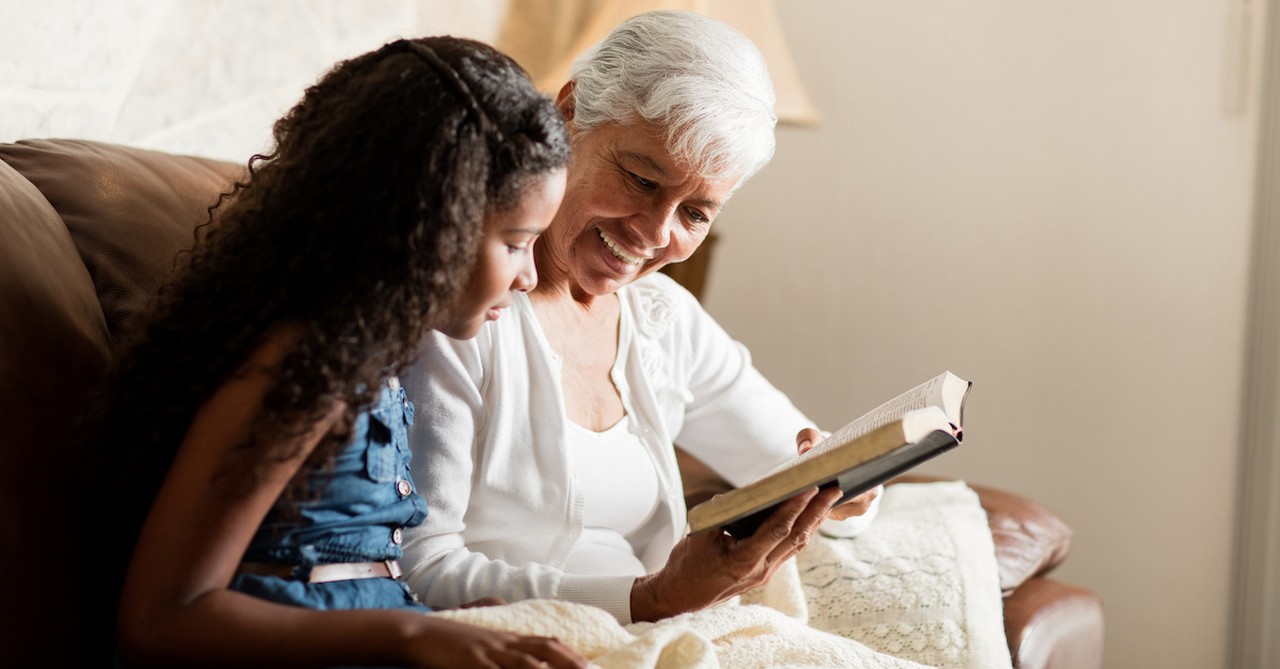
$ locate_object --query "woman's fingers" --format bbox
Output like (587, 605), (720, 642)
(730, 486), (838, 567)
(636, 487), (844, 621)
(827, 486), (880, 521)
(795, 427), (825, 456)
(739, 488), (819, 555)
(763, 486), (841, 564)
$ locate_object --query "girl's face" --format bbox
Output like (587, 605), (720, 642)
(437, 169), (568, 340)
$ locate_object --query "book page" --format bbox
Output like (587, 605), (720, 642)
(806, 374), (948, 459)
(753, 372), (964, 481)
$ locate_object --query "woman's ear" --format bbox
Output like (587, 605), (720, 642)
(555, 81), (576, 123)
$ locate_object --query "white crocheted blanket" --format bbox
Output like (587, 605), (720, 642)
(432, 481), (1010, 669)
(796, 481), (1013, 669)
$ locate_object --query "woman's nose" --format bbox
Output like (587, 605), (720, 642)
(637, 208), (676, 250)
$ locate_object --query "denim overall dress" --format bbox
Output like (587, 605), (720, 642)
(229, 377), (430, 611)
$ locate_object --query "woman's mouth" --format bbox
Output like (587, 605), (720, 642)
(597, 228), (647, 267)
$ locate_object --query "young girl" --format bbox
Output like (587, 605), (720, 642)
(99, 37), (582, 668)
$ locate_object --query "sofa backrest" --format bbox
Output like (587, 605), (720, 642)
(0, 139), (241, 666)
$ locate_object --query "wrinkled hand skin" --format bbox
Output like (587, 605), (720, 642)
(795, 427), (881, 521)
(631, 486), (842, 622)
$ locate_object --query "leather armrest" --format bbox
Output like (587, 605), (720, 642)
(893, 475), (1073, 595)
(1003, 578), (1104, 669)
(968, 482), (1073, 594)
(0, 139), (242, 341)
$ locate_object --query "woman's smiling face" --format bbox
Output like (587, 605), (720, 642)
(537, 118), (740, 298)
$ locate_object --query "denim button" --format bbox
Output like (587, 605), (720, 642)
(397, 479), (412, 497)
(392, 528), (403, 544)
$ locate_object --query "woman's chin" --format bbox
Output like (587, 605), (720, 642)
(580, 258), (654, 294)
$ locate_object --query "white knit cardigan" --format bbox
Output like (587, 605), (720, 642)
(401, 273), (878, 623)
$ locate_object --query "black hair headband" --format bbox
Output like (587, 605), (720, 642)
(402, 40), (505, 143)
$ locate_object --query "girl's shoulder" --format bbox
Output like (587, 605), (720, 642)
(255, 322), (307, 364)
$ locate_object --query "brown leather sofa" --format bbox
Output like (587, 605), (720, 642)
(0, 139), (1103, 668)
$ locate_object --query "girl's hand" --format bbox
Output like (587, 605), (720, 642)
(406, 618), (588, 669)
(454, 596), (509, 609)
(629, 485), (842, 621)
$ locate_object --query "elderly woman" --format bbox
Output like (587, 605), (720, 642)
(403, 10), (880, 624)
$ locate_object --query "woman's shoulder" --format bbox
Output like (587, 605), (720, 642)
(625, 272), (707, 339)
(628, 272), (703, 305)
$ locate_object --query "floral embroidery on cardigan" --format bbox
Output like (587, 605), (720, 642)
(631, 280), (682, 400)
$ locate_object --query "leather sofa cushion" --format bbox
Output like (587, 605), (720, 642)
(896, 476), (1073, 595)
(0, 157), (108, 362)
(0, 148), (113, 505)
(967, 482), (1073, 596)
(1003, 578), (1104, 669)
(0, 140), (240, 666)
(0, 151), (117, 667)
(0, 140), (242, 345)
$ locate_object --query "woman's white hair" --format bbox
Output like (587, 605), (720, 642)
(567, 10), (777, 184)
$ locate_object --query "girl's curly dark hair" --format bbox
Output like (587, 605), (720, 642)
(98, 36), (568, 568)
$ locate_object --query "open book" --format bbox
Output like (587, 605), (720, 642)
(687, 371), (971, 537)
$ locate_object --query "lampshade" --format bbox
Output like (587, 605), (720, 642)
(496, 0), (820, 125)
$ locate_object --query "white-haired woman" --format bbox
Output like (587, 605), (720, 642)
(403, 10), (881, 624)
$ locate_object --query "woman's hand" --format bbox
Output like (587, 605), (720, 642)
(630, 485), (842, 622)
(795, 427), (881, 521)
(406, 618), (588, 669)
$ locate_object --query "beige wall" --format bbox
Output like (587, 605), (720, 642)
(0, 0), (503, 159)
(2, 1), (1270, 667)
(705, 2), (1267, 668)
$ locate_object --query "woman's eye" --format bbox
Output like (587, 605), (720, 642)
(629, 171), (657, 190)
(506, 244), (527, 255)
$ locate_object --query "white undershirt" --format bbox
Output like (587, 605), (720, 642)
(562, 417), (660, 577)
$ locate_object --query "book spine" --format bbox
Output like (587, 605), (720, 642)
(718, 430), (959, 539)
(829, 430), (959, 505)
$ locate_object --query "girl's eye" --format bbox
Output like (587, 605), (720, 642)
(506, 236), (539, 255)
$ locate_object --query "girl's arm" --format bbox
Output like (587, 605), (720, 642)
(116, 326), (584, 669)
